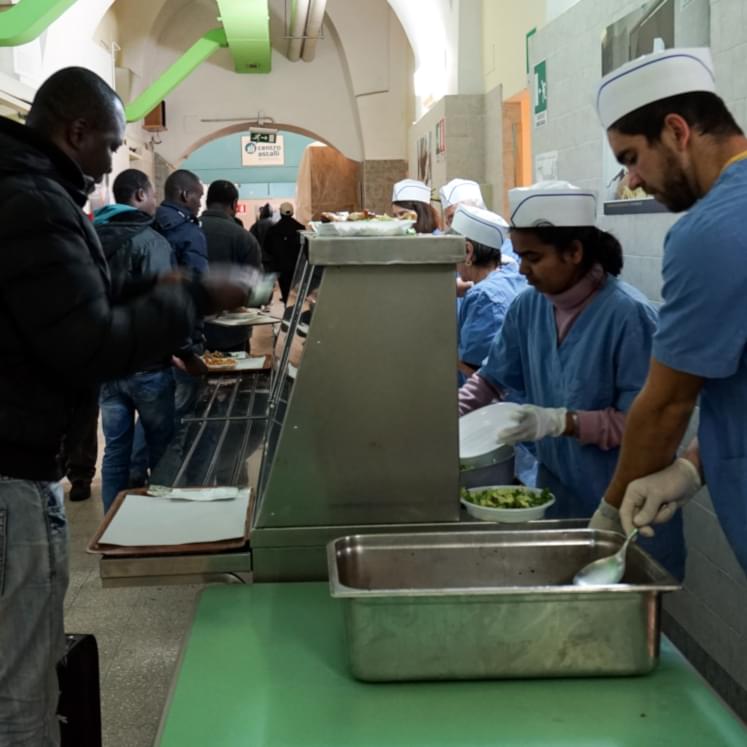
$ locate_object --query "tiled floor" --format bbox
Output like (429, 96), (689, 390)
(62, 302), (279, 745)
(63, 478), (203, 747)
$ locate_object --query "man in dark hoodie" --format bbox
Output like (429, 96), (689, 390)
(0, 68), (252, 744)
(93, 169), (179, 512)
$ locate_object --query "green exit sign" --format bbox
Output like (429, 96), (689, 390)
(250, 131), (276, 144)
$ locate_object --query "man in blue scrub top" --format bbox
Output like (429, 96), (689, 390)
(591, 48), (747, 574)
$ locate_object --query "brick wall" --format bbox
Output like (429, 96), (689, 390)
(529, 0), (747, 718)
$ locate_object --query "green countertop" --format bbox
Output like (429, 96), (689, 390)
(158, 583), (746, 747)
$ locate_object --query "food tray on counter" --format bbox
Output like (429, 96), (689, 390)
(87, 487), (253, 557)
(328, 529), (680, 682)
(309, 219), (415, 237)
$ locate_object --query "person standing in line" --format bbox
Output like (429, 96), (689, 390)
(139, 170), (209, 484)
(94, 168), (179, 512)
(591, 48), (747, 574)
(0, 66), (253, 745)
(262, 202), (306, 304)
(251, 202), (275, 252)
(201, 180), (263, 354)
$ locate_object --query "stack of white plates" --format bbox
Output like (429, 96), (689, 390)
(459, 402), (520, 468)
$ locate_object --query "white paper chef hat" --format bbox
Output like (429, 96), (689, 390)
(439, 178), (486, 209)
(596, 47), (716, 129)
(392, 178), (431, 204)
(509, 181), (597, 227)
(451, 204), (509, 249)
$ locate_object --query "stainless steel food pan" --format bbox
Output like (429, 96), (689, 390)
(328, 529), (680, 682)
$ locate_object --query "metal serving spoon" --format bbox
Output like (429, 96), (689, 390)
(573, 529), (639, 586)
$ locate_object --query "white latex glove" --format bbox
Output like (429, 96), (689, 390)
(496, 404), (567, 445)
(619, 458), (702, 537)
(588, 499), (623, 535)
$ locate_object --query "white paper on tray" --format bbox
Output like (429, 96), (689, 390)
(99, 490), (250, 546)
(168, 486), (240, 501)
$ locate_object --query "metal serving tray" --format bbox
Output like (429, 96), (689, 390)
(328, 529), (680, 682)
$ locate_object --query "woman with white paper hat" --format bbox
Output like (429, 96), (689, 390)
(451, 204), (526, 384)
(439, 178), (486, 228)
(592, 48), (747, 573)
(391, 178), (440, 234)
(458, 180), (685, 579)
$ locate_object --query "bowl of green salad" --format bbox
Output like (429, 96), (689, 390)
(460, 485), (555, 523)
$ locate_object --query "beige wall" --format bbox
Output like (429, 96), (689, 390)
(408, 87), (504, 214)
(482, 0), (546, 98)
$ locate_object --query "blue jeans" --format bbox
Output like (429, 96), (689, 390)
(100, 370), (175, 512)
(0, 478), (68, 746)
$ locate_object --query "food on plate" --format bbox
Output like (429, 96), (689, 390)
(347, 210), (378, 221)
(320, 211), (346, 222)
(203, 351), (237, 368)
(461, 486), (553, 509)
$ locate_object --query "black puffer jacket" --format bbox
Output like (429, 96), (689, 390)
(0, 118), (206, 480)
(94, 206), (176, 369)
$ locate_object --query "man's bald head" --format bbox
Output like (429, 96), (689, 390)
(27, 67), (125, 183)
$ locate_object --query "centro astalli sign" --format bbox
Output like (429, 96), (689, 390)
(241, 134), (285, 166)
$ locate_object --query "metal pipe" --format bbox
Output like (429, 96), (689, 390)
(287, 0), (308, 62)
(0, 0), (76, 46)
(300, 0), (326, 62)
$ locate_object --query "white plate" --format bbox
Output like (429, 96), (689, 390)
(459, 402), (521, 462)
(206, 310), (281, 327)
(460, 485), (555, 523)
(309, 219), (415, 237)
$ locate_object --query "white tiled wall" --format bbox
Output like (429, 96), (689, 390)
(529, 0), (747, 704)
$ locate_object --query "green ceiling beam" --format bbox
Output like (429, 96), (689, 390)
(216, 0), (271, 74)
(125, 27), (228, 123)
(0, 0), (77, 46)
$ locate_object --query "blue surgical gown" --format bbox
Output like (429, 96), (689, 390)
(480, 276), (685, 579)
(458, 266), (527, 370)
(653, 159), (747, 574)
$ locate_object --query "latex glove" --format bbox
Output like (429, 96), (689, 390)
(619, 458), (702, 537)
(456, 278), (474, 297)
(589, 499), (623, 535)
(496, 404), (567, 445)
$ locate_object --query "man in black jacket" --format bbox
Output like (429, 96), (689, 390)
(202, 180), (262, 353)
(94, 169), (180, 512)
(0, 68), (250, 745)
(262, 202), (305, 303)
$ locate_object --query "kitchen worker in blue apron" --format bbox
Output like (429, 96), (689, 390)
(459, 181), (685, 578)
(451, 204), (526, 384)
(592, 48), (747, 574)
(391, 178), (441, 234)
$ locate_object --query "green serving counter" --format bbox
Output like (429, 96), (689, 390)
(157, 583), (746, 746)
